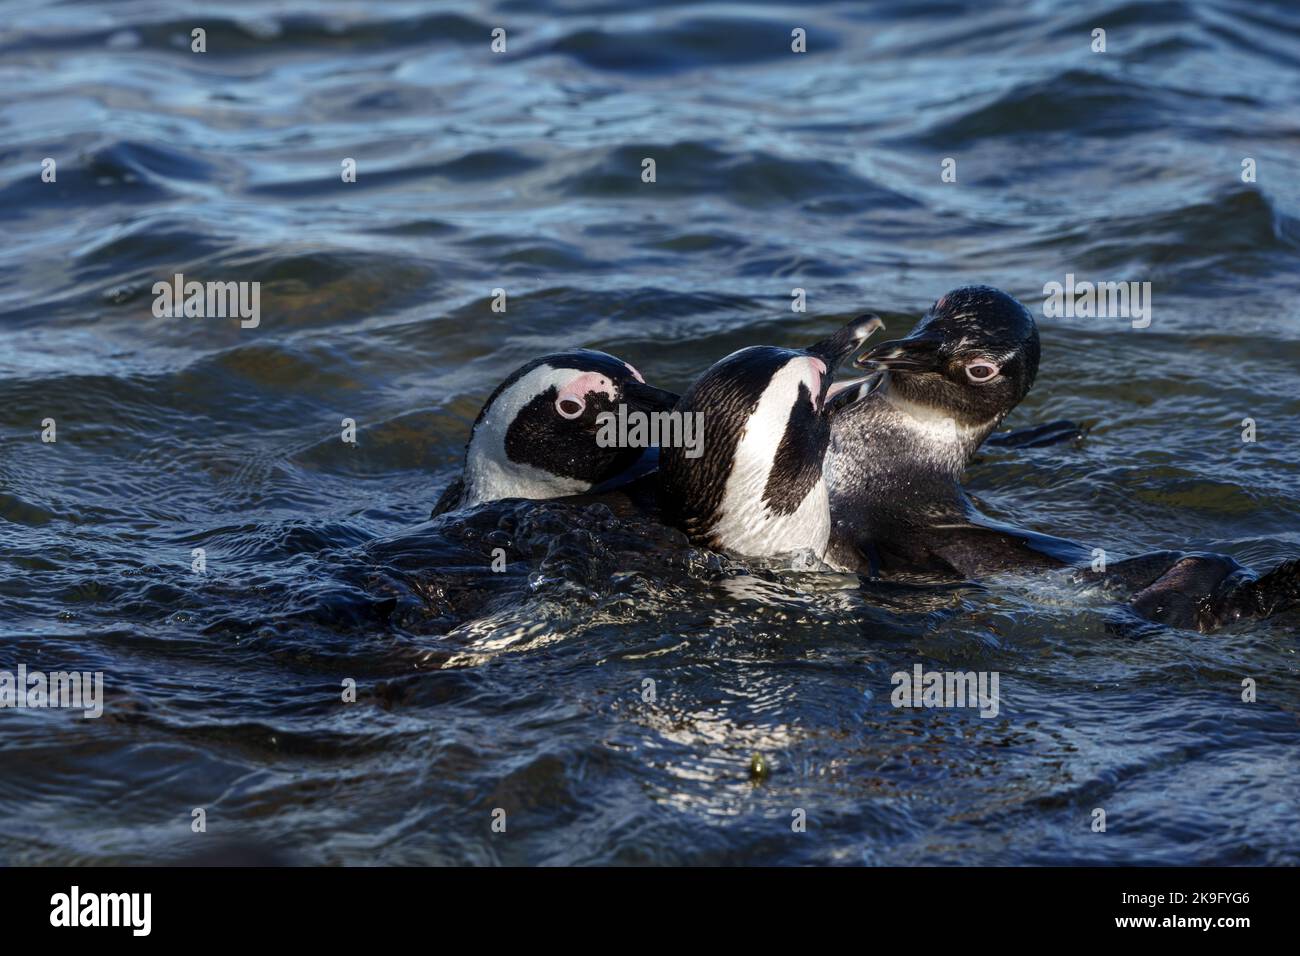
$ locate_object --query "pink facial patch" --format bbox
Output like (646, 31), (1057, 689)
(560, 371), (617, 405)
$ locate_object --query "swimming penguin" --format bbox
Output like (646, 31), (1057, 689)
(658, 314), (884, 561)
(431, 349), (678, 517)
(824, 286), (1060, 575)
(823, 285), (1299, 631)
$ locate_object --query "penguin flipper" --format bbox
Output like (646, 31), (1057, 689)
(430, 477), (465, 519)
(958, 512), (1092, 570)
(1072, 550), (1188, 591)
(589, 447), (659, 494)
(984, 419), (1087, 449)
(847, 519), (1078, 580)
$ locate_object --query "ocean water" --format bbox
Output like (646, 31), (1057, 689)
(1, 0), (1297, 865)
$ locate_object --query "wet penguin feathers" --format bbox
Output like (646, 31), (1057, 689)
(659, 314), (882, 557)
(660, 346), (824, 540)
(433, 349), (677, 516)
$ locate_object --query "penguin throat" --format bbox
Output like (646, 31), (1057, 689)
(461, 452), (592, 507)
(881, 387), (994, 476)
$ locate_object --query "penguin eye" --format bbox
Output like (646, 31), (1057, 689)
(555, 395), (586, 419)
(964, 361), (1000, 384)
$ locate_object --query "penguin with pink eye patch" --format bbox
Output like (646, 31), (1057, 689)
(432, 349), (679, 516)
(657, 314), (884, 560)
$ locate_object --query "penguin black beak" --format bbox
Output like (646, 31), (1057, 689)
(853, 335), (944, 372)
(622, 381), (680, 413)
(808, 313), (886, 369)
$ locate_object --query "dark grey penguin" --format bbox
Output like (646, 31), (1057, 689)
(824, 286), (1299, 631)
(658, 314), (883, 561)
(824, 286), (1068, 574)
(432, 349), (678, 517)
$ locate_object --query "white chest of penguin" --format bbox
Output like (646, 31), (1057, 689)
(876, 394), (982, 474)
(708, 365), (832, 558)
(711, 472), (832, 557)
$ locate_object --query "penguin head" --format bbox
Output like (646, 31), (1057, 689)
(853, 286), (1039, 429)
(455, 349), (679, 509)
(660, 314), (882, 556)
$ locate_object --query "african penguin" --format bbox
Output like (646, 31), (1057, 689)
(432, 349), (678, 517)
(824, 285), (1050, 575)
(658, 314), (883, 562)
(823, 285), (1299, 631)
